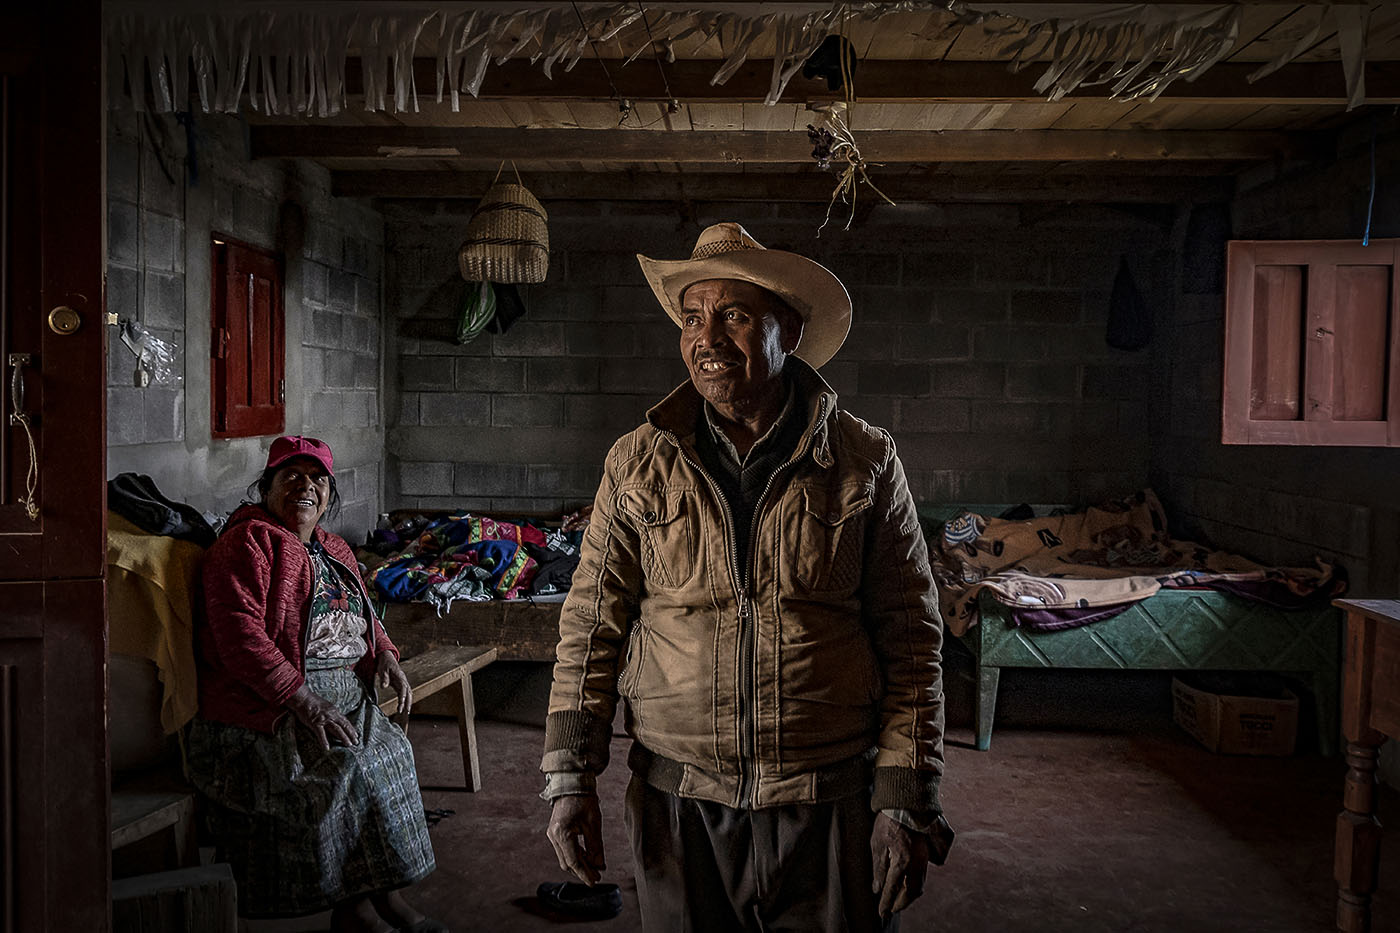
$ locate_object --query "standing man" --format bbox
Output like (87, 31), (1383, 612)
(543, 223), (952, 931)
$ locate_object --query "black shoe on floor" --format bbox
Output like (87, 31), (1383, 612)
(535, 881), (623, 921)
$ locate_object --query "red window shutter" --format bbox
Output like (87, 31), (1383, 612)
(211, 237), (285, 439)
(1223, 239), (1400, 446)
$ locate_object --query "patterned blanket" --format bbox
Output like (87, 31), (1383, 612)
(930, 490), (1345, 637)
(368, 514), (545, 612)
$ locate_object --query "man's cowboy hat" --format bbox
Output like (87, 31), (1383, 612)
(637, 222), (851, 368)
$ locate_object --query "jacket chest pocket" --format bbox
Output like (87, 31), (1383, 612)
(619, 488), (700, 590)
(791, 485), (873, 593)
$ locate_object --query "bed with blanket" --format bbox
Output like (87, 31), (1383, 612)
(921, 491), (1346, 753)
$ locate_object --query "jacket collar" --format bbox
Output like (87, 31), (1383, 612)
(646, 355), (838, 470)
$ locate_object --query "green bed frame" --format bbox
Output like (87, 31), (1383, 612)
(919, 505), (1341, 754)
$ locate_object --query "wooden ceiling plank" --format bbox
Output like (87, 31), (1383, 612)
(332, 169), (1235, 204)
(354, 58), (1400, 105)
(257, 126), (1315, 163)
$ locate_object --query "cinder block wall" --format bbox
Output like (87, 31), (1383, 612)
(385, 200), (1172, 516)
(1150, 123), (1400, 595)
(105, 111), (387, 538)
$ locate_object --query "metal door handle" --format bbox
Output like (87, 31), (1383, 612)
(8, 353), (31, 426)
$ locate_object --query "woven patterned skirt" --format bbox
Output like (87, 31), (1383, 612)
(186, 663), (436, 918)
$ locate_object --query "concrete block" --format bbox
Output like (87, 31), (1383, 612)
(143, 272), (187, 329)
(934, 289), (1009, 324)
(1076, 401), (1120, 435)
(490, 321), (566, 357)
(307, 223), (343, 266)
(972, 325), (1049, 361)
(107, 135), (139, 203)
(821, 361), (858, 399)
(896, 324), (970, 361)
(599, 286), (661, 322)
(1005, 363), (1080, 400)
(142, 388), (184, 443)
(334, 467), (358, 503)
(108, 330), (132, 387)
(525, 358), (596, 393)
(453, 463), (530, 497)
(929, 362), (1004, 399)
(145, 212), (183, 272)
(841, 325), (895, 362)
(850, 288), (932, 325)
(397, 392), (420, 426)
(107, 387), (146, 446)
(902, 252), (975, 288)
(329, 270), (357, 312)
(528, 464), (604, 499)
(306, 391), (343, 430)
(859, 362), (930, 398)
(599, 358), (684, 395)
(1003, 470), (1075, 505)
(845, 396), (898, 431)
(1083, 364), (1149, 400)
(492, 394), (562, 428)
(233, 192), (277, 246)
(564, 395), (651, 432)
(399, 461), (454, 497)
(356, 277), (380, 318)
(895, 398), (970, 433)
(332, 500), (376, 541)
(354, 354), (379, 389)
(302, 348), (325, 389)
(324, 350), (355, 388)
(344, 236), (369, 276)
(969, 401), (1056, 435)
(211, 181), (235, 234)
(107, 202), (139, 266)
(308, 309), (344, 349)
(566, 322), (636, 357)
(344, 315), (373, 353)
(632, 322), (681, 359)
(457, 358), (526, 393)
(106, 265), (141, 325)
(303, 262), (329, 306)
(567, 250), (654, 286)
(343, 391), (377, 428)
(400, 356), (455, 390)
(140, 148), (183, 217)
(419, 392), (491, 426)
(1010, 290), (1082, 325)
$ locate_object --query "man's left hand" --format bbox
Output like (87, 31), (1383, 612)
(870, 812), (930, 919)
(377, 652), (412, 715)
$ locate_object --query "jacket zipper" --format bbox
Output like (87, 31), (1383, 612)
(660, 394), (828, 809)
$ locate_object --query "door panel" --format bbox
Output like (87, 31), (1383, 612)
(0, 1), (108, 930)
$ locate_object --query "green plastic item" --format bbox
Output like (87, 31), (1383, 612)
(456, 280), (496, 344)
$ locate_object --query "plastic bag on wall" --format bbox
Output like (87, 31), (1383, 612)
(119, 320), (183, 386)
(456, 280), (496, 345)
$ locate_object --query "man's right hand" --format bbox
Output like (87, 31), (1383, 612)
(546, 793), (606, 885)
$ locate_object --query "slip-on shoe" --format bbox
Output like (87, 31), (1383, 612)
(536, 881), (623, 920)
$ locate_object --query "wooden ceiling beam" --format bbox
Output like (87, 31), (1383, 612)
(252, 126), (1313, 163)
(354, 58), (1400, 105)
(331, 169), (1234, 204)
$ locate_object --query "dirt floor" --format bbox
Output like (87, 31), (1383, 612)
(241, 651), (1398, 933)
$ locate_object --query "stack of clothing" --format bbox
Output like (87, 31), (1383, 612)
(365, 508), (589, 615)
(930, 490), (1346, 635)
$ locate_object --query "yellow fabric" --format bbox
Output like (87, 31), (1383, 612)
(107, 511), (203, 733)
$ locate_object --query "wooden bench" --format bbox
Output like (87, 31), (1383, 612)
(111, 786), (198, 870)
(378, 645), (498, 791)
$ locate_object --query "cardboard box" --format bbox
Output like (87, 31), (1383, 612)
(1171, 676), (1298, 756)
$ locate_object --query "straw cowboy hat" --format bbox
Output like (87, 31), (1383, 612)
(637, 222), (852, 368)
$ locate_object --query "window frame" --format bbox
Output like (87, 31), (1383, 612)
(210, 234), (286, 440)
(1222, 238), (1400, 447)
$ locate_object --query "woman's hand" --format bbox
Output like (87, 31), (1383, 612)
(286, 683), (358, 751)
(377, 651), (412, 716)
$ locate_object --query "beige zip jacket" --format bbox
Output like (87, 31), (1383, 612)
(544, 359), (946, 813)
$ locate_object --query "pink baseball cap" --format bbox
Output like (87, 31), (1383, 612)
(266, 435), (334, 475)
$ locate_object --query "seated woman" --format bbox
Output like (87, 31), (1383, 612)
(188, 435), (445, 933)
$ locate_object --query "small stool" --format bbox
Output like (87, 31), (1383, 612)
(379, 645), (498, 791)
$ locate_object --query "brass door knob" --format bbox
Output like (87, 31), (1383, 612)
(48, 306), (81, 335)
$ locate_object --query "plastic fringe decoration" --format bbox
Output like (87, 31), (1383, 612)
(106, 2), (1374, 115)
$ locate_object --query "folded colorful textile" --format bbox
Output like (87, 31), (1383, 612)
(930, 490), (1345, 636)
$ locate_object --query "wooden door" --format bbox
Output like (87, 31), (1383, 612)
(0, 1), (108, 930)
